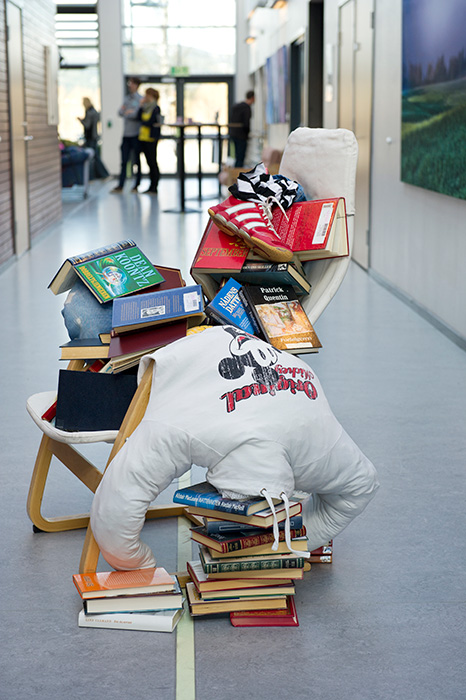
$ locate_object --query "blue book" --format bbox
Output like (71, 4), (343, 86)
(205, 278), (259, 335)
(203, 514), (303, 535)
(173, 481), (275, 516)
(112, 284), (204, 334)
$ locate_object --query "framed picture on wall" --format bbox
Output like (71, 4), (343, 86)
(401, 0), (466, 200)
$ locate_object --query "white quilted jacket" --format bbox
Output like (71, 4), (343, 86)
(90, 326), (379, 570)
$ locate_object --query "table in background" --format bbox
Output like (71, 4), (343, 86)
(162, 123), (231, 213)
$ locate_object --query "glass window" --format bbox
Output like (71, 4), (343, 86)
(122, 0), (236, 75)
(58, 67), (101, 144)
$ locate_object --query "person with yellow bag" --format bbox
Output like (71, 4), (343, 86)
(133, 87), (162, 194)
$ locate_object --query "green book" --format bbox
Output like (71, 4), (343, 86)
(198, 545), (306, 574)
(48, 239), (165, 303)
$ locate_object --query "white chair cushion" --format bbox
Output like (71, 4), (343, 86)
(279, 128), (359, 325)
(279, 127), (358, 214)
(26, 391), (118, 444)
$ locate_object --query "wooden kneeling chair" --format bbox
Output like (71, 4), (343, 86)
(26, 360), (185, 572)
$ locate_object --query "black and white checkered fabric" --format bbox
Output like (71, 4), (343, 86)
(228, 162), (300, 209)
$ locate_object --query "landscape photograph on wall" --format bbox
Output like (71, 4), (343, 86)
(401, 0), (466, 200)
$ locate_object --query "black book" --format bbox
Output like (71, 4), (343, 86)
(55, 369), (137, 431)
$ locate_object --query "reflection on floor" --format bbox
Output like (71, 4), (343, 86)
(1, 175), (466, 700)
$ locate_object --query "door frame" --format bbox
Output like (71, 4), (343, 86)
(130, 74), (234, 122)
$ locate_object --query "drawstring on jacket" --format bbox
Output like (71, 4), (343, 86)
(260, 488), (311, 558)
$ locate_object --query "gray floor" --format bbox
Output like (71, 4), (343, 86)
(1, 177), (465, 700)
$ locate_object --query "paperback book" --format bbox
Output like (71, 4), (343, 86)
(83, 577), (183, 614)
(205, 278), (259, 335)
(72, 566), (175, 599)
(172, 481), (278, 516)
(78, 607), (184, 633)
(238, 284), (322, 355)
(183, 500), (302, 529)
(226, 260), (310, 297)
(49, 239), (165, 303)
(112, 285), (205, 335)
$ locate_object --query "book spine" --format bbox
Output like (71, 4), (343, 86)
(204, 515), (303, 534)
(217, 528), (306, 553)
(41, 399), (57, 422)
(69, 239), (135, 265)
(205, 307), (228, 326)
(236, 288), (263, 337)
(173, 492), (253, 515)
(308, 555), (332, 563)
(77, 609), (180, 632)
(201, 553), (306, 574)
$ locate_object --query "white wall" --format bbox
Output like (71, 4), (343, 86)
(321, 0), (466, 341)
(98, 0), (124, 175)
(369, 0), (466, 340)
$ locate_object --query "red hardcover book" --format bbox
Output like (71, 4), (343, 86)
(309, 541), (333, 556)
(191, 216), (262, 300)
(230, 595), (299, 627)
(108, 319), (188, 359)
(272, 197), (349, 261)
(41, 399), (58, 422)
(151, 264), (185, 292)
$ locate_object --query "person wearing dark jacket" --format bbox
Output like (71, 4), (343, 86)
(229, 90), (255, 167)
(133, 88), (161, 194)
(78, 97), (100, 152)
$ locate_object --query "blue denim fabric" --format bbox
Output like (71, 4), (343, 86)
(61, 280), (113, 340)
(272, 174), (307, 202)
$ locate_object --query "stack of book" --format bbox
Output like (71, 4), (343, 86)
(205, 276), (322, 356)
(73, 566), (185, 633)
(190, 197), (349, 355)
(191, 197), (348, 301)
(173, 481), (313, 627)
(43, 239), (208, 431)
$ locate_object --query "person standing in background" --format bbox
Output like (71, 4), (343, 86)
(111, 77), (143, 194)
(133, 88), (162, 195)
(229, 90), (255, 167)
(78, 97), (99, 152)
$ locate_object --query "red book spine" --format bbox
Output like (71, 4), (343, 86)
(41, 399), (57, 422)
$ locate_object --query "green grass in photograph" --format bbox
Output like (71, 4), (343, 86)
(401, 79), (466, 200)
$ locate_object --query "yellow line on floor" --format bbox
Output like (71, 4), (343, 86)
(176, 473), (196, 700)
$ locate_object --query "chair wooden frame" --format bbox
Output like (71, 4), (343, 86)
(27, 360), (186, 571)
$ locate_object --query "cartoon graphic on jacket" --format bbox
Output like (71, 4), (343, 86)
(90, 326), (379, 570)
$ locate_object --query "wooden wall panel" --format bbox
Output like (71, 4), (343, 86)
(0, 0), (62, 268)
(22, 0), (62, 245)
(0, 1), (14, 266)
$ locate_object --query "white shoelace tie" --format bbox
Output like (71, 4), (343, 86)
(258, 196), (289, 230)
(281, 491), (310, 558)
(260, 488), (310, 558)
